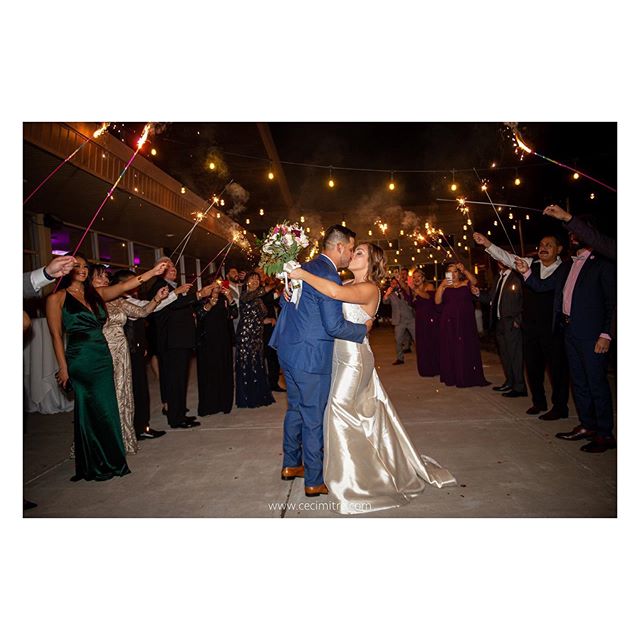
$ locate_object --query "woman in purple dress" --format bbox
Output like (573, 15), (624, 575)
(435, 262), (490, 388)
(411, 268), (440, 377)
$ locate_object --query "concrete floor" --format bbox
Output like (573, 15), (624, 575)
(23, 326), (616, 518)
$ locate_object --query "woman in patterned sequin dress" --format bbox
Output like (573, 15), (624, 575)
(235, 272), (275, 409)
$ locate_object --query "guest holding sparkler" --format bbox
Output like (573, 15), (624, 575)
(46, 254), (169, 481)
(196, 278), (237, 415)
(410, 268), (440, 377)
(235, 272), (275, 409)
(435, 262), (490, 388)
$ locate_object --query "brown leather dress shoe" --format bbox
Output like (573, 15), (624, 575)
(281, 466), (304, 481)
(555, 425), (596, 441)
(305, 483), (329, 497)
(580, 436), (616, 453)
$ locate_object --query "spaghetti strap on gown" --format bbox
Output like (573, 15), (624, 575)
(323, 293), (456, 514)
(63, 293), (129, 481)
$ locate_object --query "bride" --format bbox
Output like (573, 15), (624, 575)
(289, 242), (456, 515)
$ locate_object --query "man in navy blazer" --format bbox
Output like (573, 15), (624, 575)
(515, 218), (616, 453)
(269, 225), (369, 496)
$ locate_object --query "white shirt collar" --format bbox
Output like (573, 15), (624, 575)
(321, 253), (338, 272)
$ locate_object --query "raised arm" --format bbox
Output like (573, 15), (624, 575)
(290, 267), (378, 305)
(99, 262), (169, 302)
(45, 291), (69, 388)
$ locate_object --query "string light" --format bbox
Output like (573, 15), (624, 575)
(494, 220), (498, 226)
(487, 230), (492, 236)
(525, 214), (530, 220)
(573, 172), (580, 180)
(220, 199), (225, 206)
(246, 218), (250, 225)
(590, 193), (596, 200)
(209, 162), (216, 170)
(259, 208), (264, 216)
(491, 162), (497, 168)
(514, 170), (521, 186)
(328, 167), (335, 188)
(508, 212), (514, 220)
(450, 169), (457, 192)
(300, 216), (305, 223)
(388, 172), (395, 191)
(151, 148), (157, 156)
(368, 230), (372, 236)
(181, 187), (186, 194)
(400, 229), (404, 236)
(342, 220), (346, 226)
(268, 165), (275, 180)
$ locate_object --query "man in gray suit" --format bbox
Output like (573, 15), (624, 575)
(382, 274), (416, 365)
(476, 261), (527, 398)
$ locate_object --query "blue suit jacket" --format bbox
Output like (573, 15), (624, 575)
(269, 254), (367, 374)
(524, 253), (616, 339)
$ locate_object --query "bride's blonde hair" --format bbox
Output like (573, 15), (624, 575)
(361, 243), (387, 283)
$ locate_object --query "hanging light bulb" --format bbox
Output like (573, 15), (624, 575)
(246, 218), (250, 225)
(180, 187), (186, 194)
(259, 208), (264, 216)
(368, 230), (372, 236)
(573, 172), (580, 180)
(491, 162), (497, 168)
(512, 224), (517, 230)
(328, 167), (335, 188)
(400, 229), (404, 235)
(450, 169), (457, 192)
(514, 170), (521, 186)
(388, 172), (395, 191)
(467, 218), (472, 225)
(220, 199), (225, 206)
(209, 162), (216, 170)
(525, 214), (530, 220)
(487, 230), (492, 236)
(508, 212), (514, 220)
(590, 193), (596, 200)
(151, 148), (157, 156)
(463, 225), (468, 231)
(300, 216), (305, 223)
(342, 220), (346, 226)
(494, 220), (498, 226)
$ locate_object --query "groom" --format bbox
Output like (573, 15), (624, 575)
(269, 225), (370, 496)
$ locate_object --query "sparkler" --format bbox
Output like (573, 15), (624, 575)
(473, 168), (518, 255)
(24, 122), (110, 205)
(191, 240), (233, 285)
(437, 198), (543, 213)
(53, 123), (153, 293)
(505, 122), (616, 192)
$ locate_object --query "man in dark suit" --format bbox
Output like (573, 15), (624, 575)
(476, 260), (527, 398)
(474, 231), (570, 419)
(147, 258), (215, 429)
(269, 225), (369, 497)
(515, 219), (616, 452)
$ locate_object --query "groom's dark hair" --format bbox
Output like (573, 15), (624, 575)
(323, 224), (356, 250)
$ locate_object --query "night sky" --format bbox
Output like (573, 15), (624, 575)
(109, 121), (617, 251)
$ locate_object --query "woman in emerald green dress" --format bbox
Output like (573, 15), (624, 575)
(46, 254), (169, 481)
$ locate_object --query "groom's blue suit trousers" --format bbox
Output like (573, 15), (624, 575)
(281, 365), (332, 487)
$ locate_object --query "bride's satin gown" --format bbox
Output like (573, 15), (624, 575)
(324, 300), (456, 514)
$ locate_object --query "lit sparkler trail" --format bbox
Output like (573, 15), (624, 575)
(171, 209), (211, 262)
(53, 123), (153, 292)
(191, 241), (233, 285)
(24, 122), (110, 205)
(437, 228), (461, 261)
(437, 198), (543, 213)
(505, 123), (616, 192)
(473, 168), (518, 255)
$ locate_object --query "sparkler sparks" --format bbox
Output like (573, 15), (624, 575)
(504, 122), (616, 192)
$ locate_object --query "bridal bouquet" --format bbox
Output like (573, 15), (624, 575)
(256, 221), (310, 305)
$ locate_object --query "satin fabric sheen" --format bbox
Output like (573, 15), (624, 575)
(324, 301), (456, 515)
(63, 293), (130, 481)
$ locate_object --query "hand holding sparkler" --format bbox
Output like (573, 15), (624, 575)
(175, 283), (193, 295)
(543, 204), (572, 222)
(514, 257), (529, 274)
(473, 232), (491, 248)
(44, 255), (76, 279)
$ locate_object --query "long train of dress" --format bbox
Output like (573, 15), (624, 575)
(323, 299), (456, 515)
